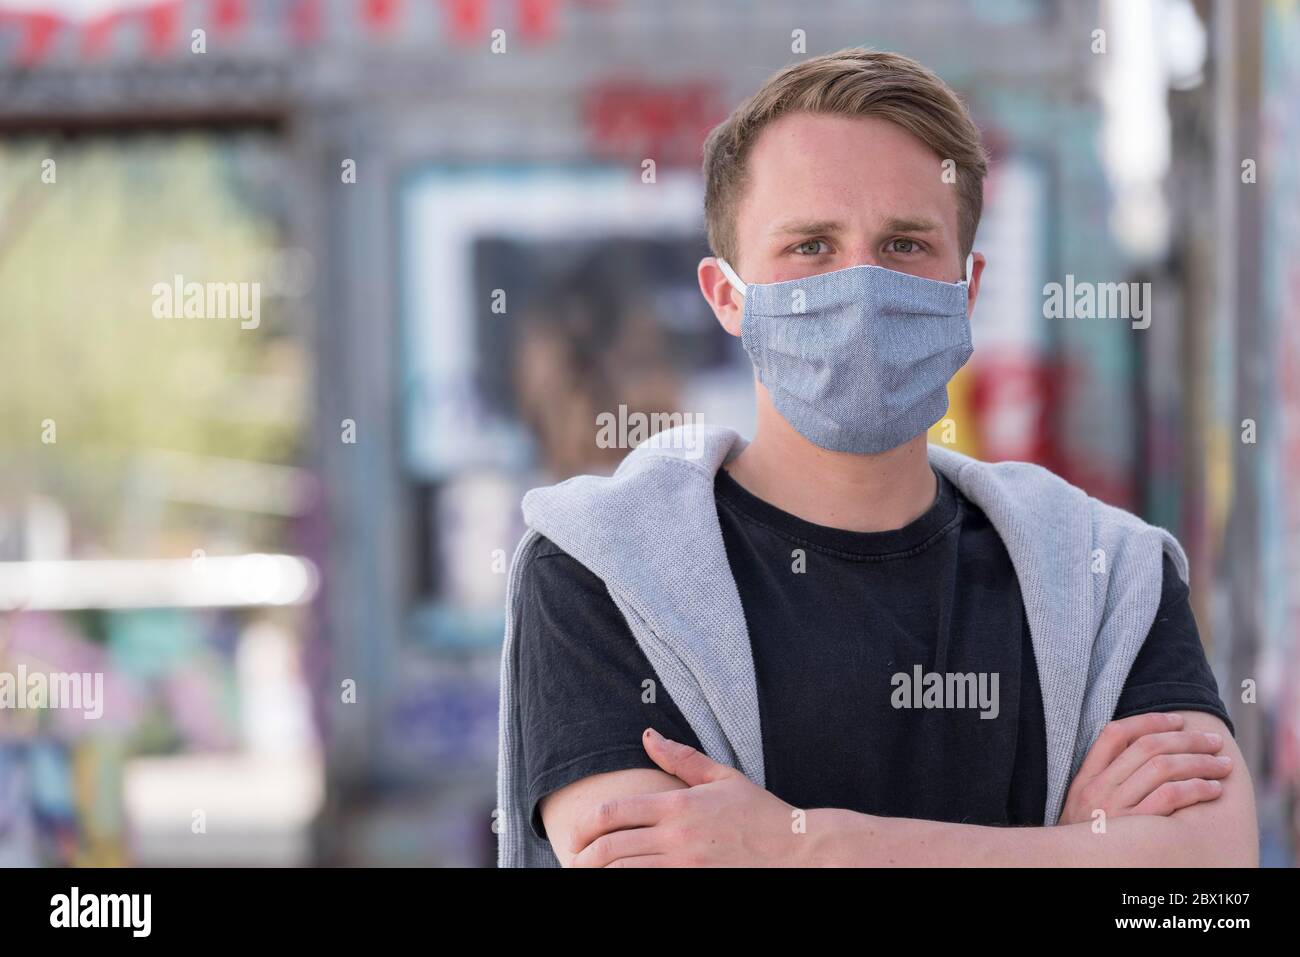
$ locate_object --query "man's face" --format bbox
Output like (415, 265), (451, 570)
(700, 111), (982, 332)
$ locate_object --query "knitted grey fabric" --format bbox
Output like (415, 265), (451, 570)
(496, 423), (1187, 867)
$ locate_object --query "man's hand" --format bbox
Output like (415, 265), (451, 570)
(569, 728), (804, 867)
(1058, 712), (1231, 825)
(805, 711), (1257, 866)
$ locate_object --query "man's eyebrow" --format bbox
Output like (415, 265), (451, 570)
(880, 216), (943, 234)
(768, 219), (846, 237)
(767, 216), (944, 237)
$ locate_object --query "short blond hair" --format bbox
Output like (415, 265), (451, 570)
(702, 48), (989, 268)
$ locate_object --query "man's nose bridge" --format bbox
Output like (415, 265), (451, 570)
(843, 245), (881, 269)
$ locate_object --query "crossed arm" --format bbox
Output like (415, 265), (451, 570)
(539, 711), (1258, 867)
(808, 710), (1256, 866)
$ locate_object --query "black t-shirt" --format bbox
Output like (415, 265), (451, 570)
(516, 465), (1233, 841)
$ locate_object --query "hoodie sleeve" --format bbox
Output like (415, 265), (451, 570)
(515, 534), (706, 841)
(1110, 552), (1235, 736)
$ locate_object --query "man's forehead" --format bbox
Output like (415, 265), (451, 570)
(735, 114), (962, 245)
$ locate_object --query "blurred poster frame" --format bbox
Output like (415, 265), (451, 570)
(398, 164), (707, 482)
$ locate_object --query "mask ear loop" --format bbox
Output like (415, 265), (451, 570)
(716, 257), (747, 297)
(964, 252), (974, 285)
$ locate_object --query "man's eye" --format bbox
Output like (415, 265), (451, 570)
(793, 239), (829, 255)
(888, 238), (922, 254)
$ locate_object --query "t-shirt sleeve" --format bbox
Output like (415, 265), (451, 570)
(516, 535), (705, 842)
(1111, 552), (1235, 737)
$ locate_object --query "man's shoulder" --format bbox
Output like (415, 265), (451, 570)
(530, 532), (570, 562)
(926, 445), (1087, 520)
(517, 532), (597, 585)
(929, 446), (1160, 527)
(929, 445), (1189, 580)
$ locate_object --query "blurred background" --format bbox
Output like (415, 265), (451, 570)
(0, 0), (1296, 867)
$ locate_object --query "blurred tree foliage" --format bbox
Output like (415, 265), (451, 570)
(0, 134), (309, 556)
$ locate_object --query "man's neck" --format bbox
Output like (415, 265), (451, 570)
(722, 402), (938, 533)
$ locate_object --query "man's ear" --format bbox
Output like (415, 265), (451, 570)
(964, 251), (986, 320)
(698, 257), (743, 337)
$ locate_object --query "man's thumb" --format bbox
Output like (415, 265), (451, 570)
(642, 727), (730, 786)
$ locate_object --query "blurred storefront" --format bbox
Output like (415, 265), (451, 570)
(0, 0), (1295, 866)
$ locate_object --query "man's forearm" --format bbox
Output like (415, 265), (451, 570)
(803, 808), (1254, 867)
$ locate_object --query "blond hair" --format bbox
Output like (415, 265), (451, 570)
(702, 48), (989, 268)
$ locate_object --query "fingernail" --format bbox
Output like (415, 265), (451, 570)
(1206, 732), (1222, 746)
(1216, 755), (1232, 766)
(1209, 779), (1222, 790)
(1167, 713), (1182, 725)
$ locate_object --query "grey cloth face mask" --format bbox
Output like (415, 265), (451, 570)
(716, 255), (975, 454)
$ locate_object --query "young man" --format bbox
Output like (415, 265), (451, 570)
(496, 49), (1257, 867)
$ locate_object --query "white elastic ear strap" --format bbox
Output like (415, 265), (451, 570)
(965, 252), (974, 284)
(716, 257), (747, 296)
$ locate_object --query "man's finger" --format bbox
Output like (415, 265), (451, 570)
(572, 824), (665, 867)
(1075, 713), (1183, 782)
(1114, 752), (1233, 809)
(605, 855), (671, 868)
(569, 789), (675, 856)
(1129, 777), (1224, 816)
(1105, 728), (1225, 786)
(642, 728), (733, 786)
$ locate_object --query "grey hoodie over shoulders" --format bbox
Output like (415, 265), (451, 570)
(496, 423), (1188, 867)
